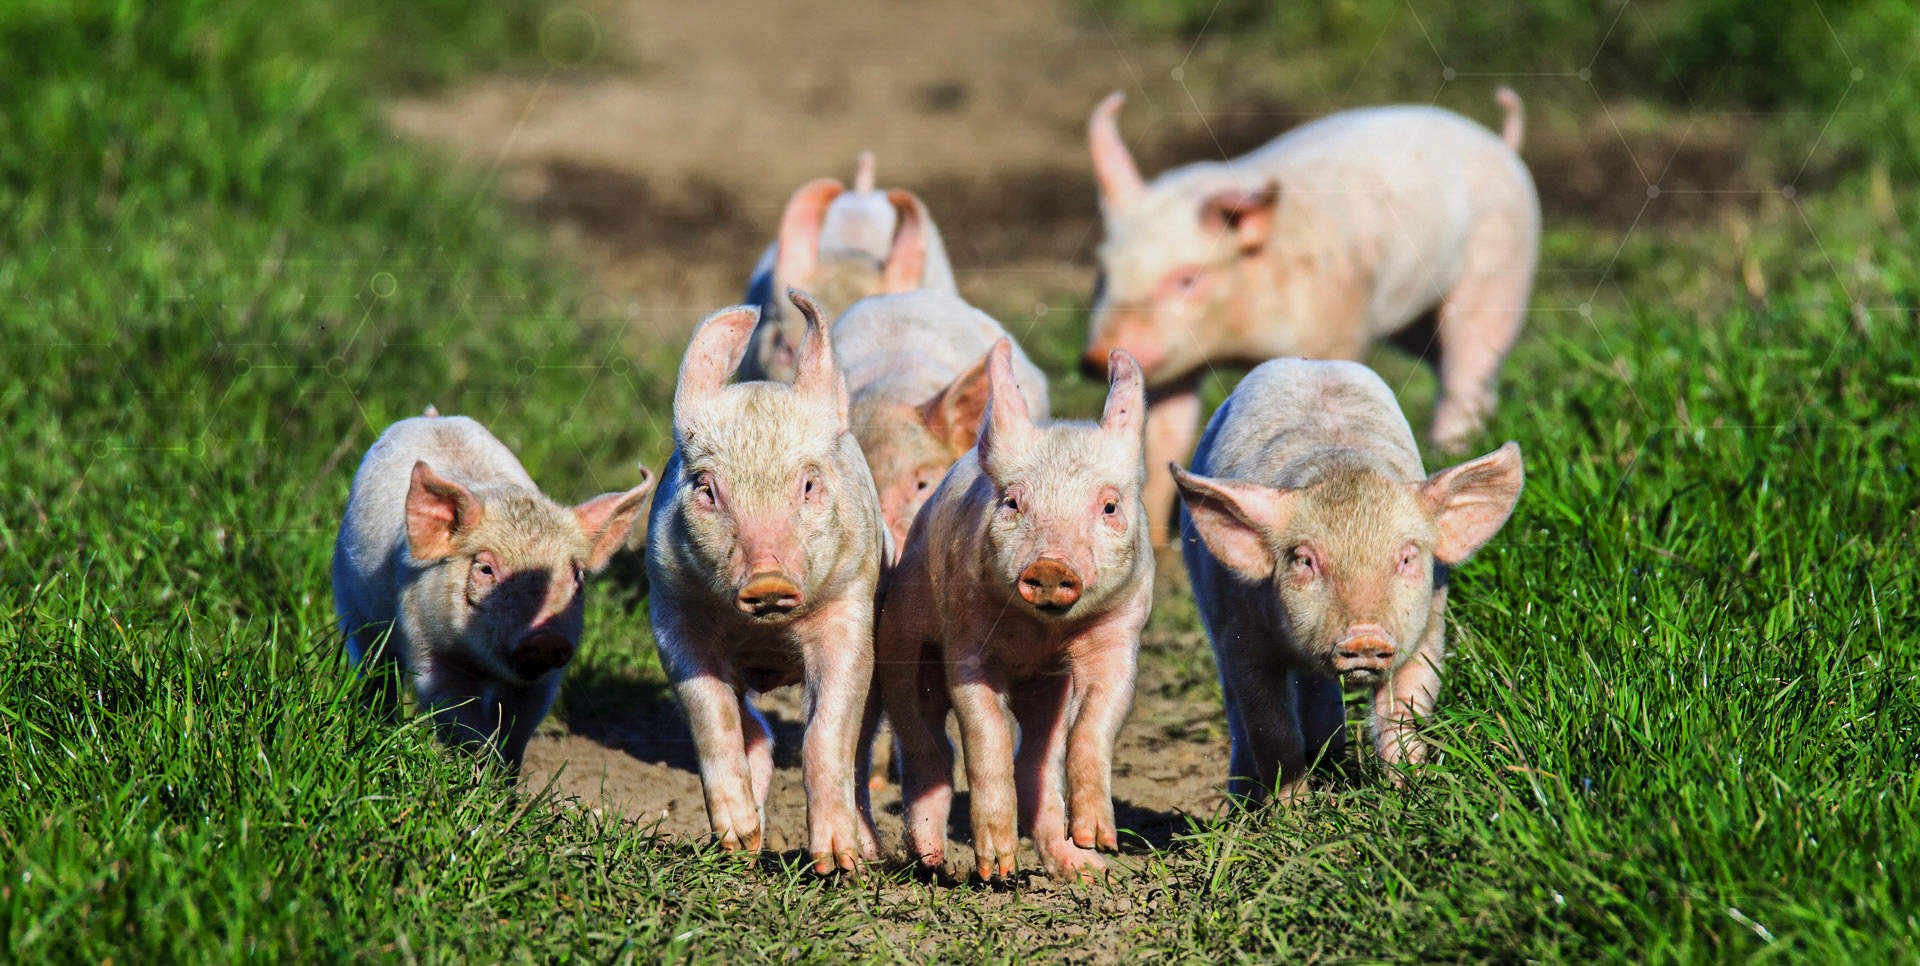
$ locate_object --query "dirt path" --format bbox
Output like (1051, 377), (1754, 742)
(392, 0), (1237, 869)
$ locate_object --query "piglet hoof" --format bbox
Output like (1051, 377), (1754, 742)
(1040, 839), (1110, 885)
(808, 813), (868, 876)
(973, 828), (1019, 882)
(1070, 807), (1119, 852)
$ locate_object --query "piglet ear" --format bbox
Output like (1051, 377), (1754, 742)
(1089, 91), (1144, 210)
(574, 467), (655, 572)
(406, 461), (481, 561)
(1418, 441), (1524, 564)
(978, 337), (1037, 463)
(675, 305), (760, 418)
(852, 150), (878, 193)
(881, 190), (928, 293)
(787, 289), (850, 433)
(1101, 348), (1146, 441)
(1199, 178), (1278, 252)
(919, 346), (994, 456)
(774, 178), (845, 286)
(1171, 464), (1294, 582)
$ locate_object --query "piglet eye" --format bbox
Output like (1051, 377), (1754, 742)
(1001, 493), (1020, 513)
(1103, 500), (1118, 516)
(917, 479), (932, 493)
(1397, 544), (1420, 574)
(1289, 546), (1318, 579)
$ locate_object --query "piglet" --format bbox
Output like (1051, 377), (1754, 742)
(646, 290), (885, 874)
(833, 289), (1050, 550)
(332, 412), (653, 773)
(1084, 89), (1538, 541)
(872, 339), (1153, 882)
(1171, 359), (1523, 802)
(741, 152), (957, 382)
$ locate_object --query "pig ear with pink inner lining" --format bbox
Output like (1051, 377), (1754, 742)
(1170, 464), (1296, 582)
(1100, 349), (1147, 442)
(675, 305), (760, 414)
(774, 178), (846, 286)
(405, 460), (482, 561)
(919, 347), (995, 455)
(978, 337), (1037, 460)
(881, 190), (928, 293)
(1199, 179), (1279, 252)
(1089, 91), (1144, 209)
(786, 289), (850, 434)
(574, 467), (656, 572)
(1418, 441), (1525, 564)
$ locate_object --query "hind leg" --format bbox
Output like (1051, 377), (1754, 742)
(1430, 234), (1535, 451)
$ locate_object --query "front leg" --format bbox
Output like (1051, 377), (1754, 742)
(1013, 674), (1106, 882)
(798, 599), (877, 874)
(1064, 642), (1137, 852)
(496, 671), (564, 776)
(1224, 664), (1309, 804)
(948, 655), (1018, 881)
(656, 623), (762, 853)
(1142, 380), (1203, 546)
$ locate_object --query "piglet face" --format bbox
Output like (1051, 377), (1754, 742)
(1082, 94), (1278, 387)
(670, 292), (861, 621)
(977, 340), (1148, 619)
(1174, 443), (1523, 684)
(405, 462), (652, 683)
(854, 346), (994, 550)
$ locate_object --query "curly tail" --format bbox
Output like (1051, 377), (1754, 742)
(1495, 87), (1524, 151)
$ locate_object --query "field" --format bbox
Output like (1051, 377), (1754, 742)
(3, 0), (1919, 962)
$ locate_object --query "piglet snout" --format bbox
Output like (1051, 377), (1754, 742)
(1017, 557), (1083, 612)
(1332, 626), (1395, 673)
(509, 629), (576, 678)
(737, 572), (803, 617)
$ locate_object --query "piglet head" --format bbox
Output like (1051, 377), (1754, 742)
(764, 167), (931, 373)
(672, 291), (859, 621)
(405, 460), (653, 683)
(1173, 443), (1523, 684)
(977, 340), (1149, 619)
(853, 346), (994, 550)
(1083, 91), (1279, 388)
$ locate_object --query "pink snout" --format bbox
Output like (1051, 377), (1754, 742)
(1332, 625), (1396, 675)
(1017, 557), (1083, 612)
(508, 629), (576, 678)
(737, 571), (803, 617)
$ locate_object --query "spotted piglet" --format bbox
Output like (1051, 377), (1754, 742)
(646, 290), (885, 874)
(332, 412), (653, 774)
(1171, 359), (1523, 802)
(872, 339), (1153, 883)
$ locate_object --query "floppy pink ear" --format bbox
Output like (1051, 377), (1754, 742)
(978, 337), (1037, 461)
(881, 190), (928, 293)
(1101, 349), (1146, 440)
(1418, 441), (1524, 564)
(574, 468), (655, 572)
(786, 289), (850, 433)
(406, 461), (481, 560)
(675, 305), (759, 415)
(1171, 464), (1294, 582)
(774, 178), (845, 285)
(918, 347), (994, 455)
(1089, 91), (1144, 209)
(1199, 179), (1278, 252)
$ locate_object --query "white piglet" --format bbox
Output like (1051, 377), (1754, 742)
(1085, 90), (1538, 540)
(1172, 360), (1523, 802)
(742, 152), (956, 382)
(646, 290), (886, 874)
(333, 412), (653, 774)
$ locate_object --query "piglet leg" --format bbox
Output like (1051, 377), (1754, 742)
(799, 601), (876, 874)
(1065, 643), (1137, 852)
(1014, 674), (1107, 881)
(672, 666), (764, 853)
(1142, 380), (1203, 545)
(949, 656), (1018, 881)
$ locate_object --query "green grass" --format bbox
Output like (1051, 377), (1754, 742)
(3, 0), (1919, 962)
